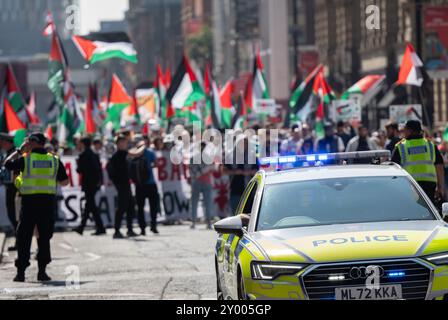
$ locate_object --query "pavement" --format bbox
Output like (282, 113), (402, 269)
(0, 225), (217, 300)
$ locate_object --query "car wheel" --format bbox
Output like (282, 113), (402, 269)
(237, 268), (247, 300)
(216, 260), (224, 300)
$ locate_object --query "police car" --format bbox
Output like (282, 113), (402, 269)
(214, 151), (448, 300)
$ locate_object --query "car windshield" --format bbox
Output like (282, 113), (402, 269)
(257, 176), (436, 231)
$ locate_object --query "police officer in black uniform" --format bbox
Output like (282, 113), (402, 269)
(0, 133), (19, 251)
(4, 133), (69, 282)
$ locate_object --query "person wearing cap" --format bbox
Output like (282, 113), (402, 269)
(92, 137), (104, 156)
(106, 135), (137, 239)
(74, 137), (106, 236)
(4, 133), (69, 282)
(392, 120), (445, 204)
(128, 138), (160, 235)
(0, 133), (19, 251)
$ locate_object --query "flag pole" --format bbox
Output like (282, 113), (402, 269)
(418, 86), (432, 133)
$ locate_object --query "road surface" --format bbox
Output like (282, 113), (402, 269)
(0, 225), (217, 300)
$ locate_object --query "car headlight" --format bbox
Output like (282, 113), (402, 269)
(424, 252), (448, 265)
(251, 262), (306, 280)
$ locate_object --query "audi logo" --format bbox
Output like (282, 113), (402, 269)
(349, 266), (385, 280)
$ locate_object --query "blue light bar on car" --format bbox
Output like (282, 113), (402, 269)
(387, 271), (406, 278)
(258, 150), (391, 167)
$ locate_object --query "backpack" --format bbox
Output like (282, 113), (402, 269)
(129, 155), (150, 186)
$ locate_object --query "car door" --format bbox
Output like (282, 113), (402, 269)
(225, 179), (259, 298)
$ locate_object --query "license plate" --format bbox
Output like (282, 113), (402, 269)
(335, 285), (402, 300)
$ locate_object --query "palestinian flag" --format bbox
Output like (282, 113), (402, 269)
(166, 55), (205, 111)
(121, 92), (141, 127)
(26, 91), (41, 125)
(232, 93), (248, 130)
(84, 84), (97, 135)
(397, 43), (424, 87)
(220, 81), (233, 129)
(342, 75), (385, 99)
(156, 64), (173, 121)
(43, 11), (55, 36)
(297, 69), (335, 131)
(209, 81), (222, 129)
(313, 71), (335, 139)
(289, 64), (324, 122)
(46, 30), (80, 147)
(181, 102), (203, 125)
(72, 32), (138, 65)
(104, 74), (132, 131)
(45, 124), (54, 141)
(5, 65), (29, 126)
(244, 49), (269, 113)
(48, 31), (67, 112)
(59, 79), (82, 148)
(5, 65), (25, 112)
(46, 100), (59, 125)
(204, 66), (213, 127)
(165, 67), (172, 87)
(3, 99), (27, 147)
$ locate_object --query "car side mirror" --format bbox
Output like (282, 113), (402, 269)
(442, 203), (448, 221)
(214, 216), (245, 237)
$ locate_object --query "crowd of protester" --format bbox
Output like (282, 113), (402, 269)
(3, 118), (448, 238)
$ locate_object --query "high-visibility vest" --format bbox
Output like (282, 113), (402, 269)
(397, 138), (437, 183)
(15, 153), (59, 195)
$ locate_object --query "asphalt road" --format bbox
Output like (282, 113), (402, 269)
(0, 225), (217, 300)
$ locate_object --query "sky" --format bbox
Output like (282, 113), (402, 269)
(79, 0), (129, 34)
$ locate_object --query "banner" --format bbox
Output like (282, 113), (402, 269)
(211, 170), (230, 219)
(331, 99), (362, 122)
(254, 99), (277, 115)
(0, 153), (231, 228)
(57, 157), (117, 228)
(390, 105), (423, 125)
(155, 150), (190, 222)
(136, 88), (159, 122)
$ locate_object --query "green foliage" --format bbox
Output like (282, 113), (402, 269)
(186, 27), (213, 67)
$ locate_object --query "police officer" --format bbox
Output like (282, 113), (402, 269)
(0, 133), (19, 251)
(4, 133), (69, 282)
(392, 120), (445, 204)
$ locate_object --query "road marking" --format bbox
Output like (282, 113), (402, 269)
(48, 293), (157, 299)
(85, 252), (101, 262)
(1, 286), (67, 294)
(58, 243), (79, 253)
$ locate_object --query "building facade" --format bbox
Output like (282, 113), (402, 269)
(126, 0), (183, 83)
(0, 0), (78, 57)
(212, 0), (260, 85)
(312, 0), (448, 129)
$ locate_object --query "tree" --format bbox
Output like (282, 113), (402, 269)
(186, 27), (213, 68)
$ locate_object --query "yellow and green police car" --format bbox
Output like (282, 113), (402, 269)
(214, 151), (448, 300)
